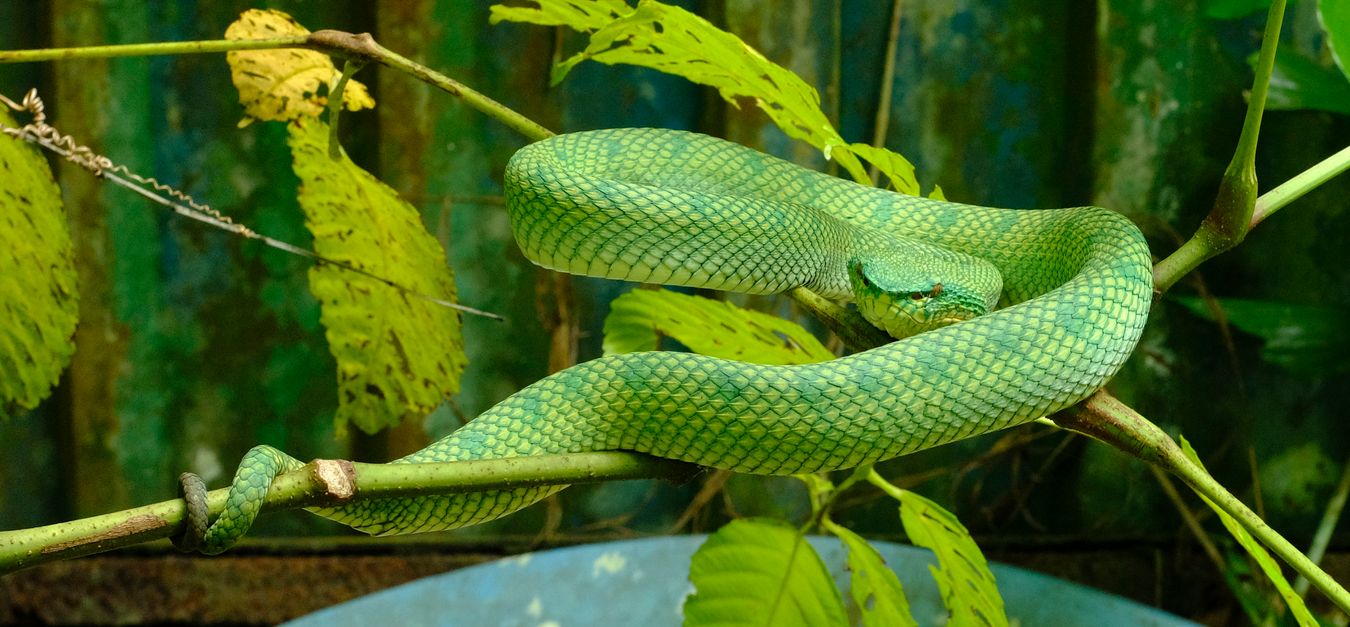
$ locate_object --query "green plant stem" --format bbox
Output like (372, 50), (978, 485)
(0, 37), (309, 62)
(1054, 393), (1350, 615)
(1251, 144), (1350, 228)
(0, 452), (697, 575)
(1153, 0), (1284, 294)
(0, 31), (555, 143)
(326, 58), (365, 160)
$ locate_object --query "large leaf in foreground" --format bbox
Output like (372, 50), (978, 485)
(603, 288), (833, 365)
(0, 109), (78, 417)
(225, 8), (375, 125)
(897, 490), (1007, 626)
(827, 522), (918, 627)
(684, 518), (847, 627)
(1180, 437), (1317, 627)
(288, 118), (465, 433)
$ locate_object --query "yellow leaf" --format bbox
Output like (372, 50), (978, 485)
(224, 9), (375, 126)
(288, 118), (465, 435)
(0, 108), (78, 417)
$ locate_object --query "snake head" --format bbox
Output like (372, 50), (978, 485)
(848, 260), (1000, 339)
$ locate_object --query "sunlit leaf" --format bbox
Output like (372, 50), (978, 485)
(492, 0), (928, 193)
(684, 518), (848, 627)
(896, 490), (1008, 626)
(603, 288), (833, 365)
(846, 143), (919, 194)
(224, 8), (375, 126)
(826, 522), (918, 627)
(1321, 0), (1350, 82)
(488, 0), (630, 31)
(288, 118), (465, 434)
(1180, 437), (1318, 627)
(1254, 45), (1350, 116)
(0, 109), (78, 417)
(1174, 296), (1350, 375)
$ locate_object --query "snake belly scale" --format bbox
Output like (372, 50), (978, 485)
(193, 128), (1151, 552)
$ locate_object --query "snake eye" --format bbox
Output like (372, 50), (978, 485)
(931, 282), (943, 297)
(908, 291), (926, 301)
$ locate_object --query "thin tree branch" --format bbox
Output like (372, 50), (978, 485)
(0, 452), (698, 575)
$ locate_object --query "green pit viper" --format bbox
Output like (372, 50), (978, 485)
(180, 128), (1152, 553)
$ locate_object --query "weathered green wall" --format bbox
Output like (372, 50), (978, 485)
(1, 0), (1347, 605)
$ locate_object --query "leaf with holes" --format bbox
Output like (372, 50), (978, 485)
(603, 288), (833, 365)
(1180, 437), (1317, 627)
(288, 117), (464, 434)
(826, 522), (918, 627)
(869, 471), (1009, 627)
(493, 0), (927, 192)
(488, 0), (630, 31)
(684, 518), (848, 627)
(0, 109), (78, 418)
(224, 8), (375, 126)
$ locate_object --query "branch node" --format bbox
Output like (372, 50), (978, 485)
(308, 30), (380, 61)
(311, 459), (358, 500)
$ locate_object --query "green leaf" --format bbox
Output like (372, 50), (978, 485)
(1321, 0), (1350, 82)
(488, 0), (631, 31)
(897, 491), (1008, 627)
(1180, 437), (1318, 627)
(1203, 0), (1273, 19)
(684, 518), (848, 627)
(602, 288), (833, 365)
(825, 522), (918, 627)
(0, 109), (78, 417)
(1254, 45), (1350, 116)
(1173, 296), (1350, 375)
(287, 118), (465, 434)
(492, 0), (922, 192)
(845, 143), (920, 194)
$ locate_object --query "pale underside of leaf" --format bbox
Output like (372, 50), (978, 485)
(491, 0), (922, 195)
(0, 109), (78, 418)
(896, 490), (1009, 627)
(602, 288), (833, 365)
(684, 518), (848, 627)
(1180, 437), (1318, 627)
(287, 118), (464, 434)
(225, 8), (375, 126)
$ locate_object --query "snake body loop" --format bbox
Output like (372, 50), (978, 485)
(199, 128), (1152, 545)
